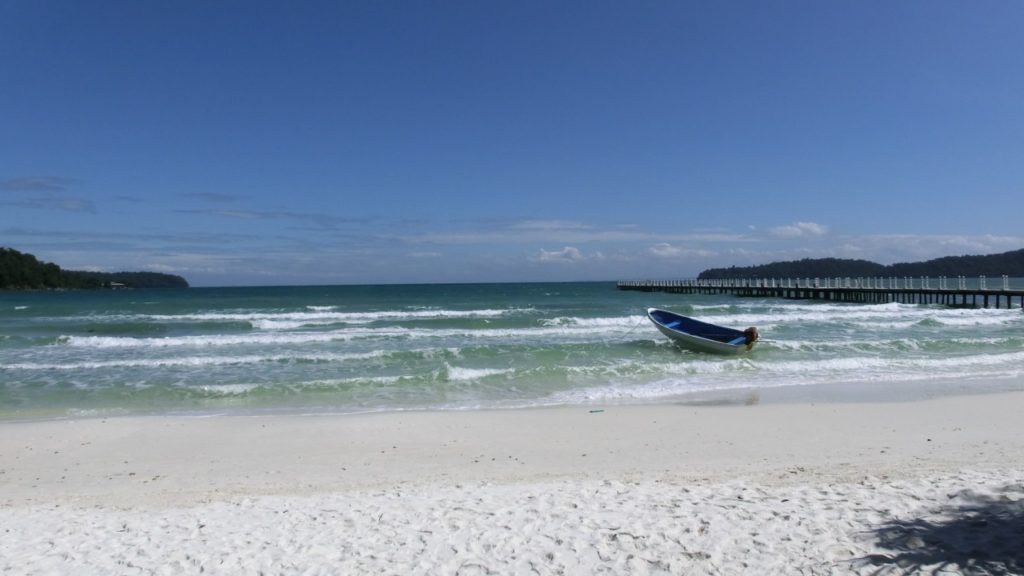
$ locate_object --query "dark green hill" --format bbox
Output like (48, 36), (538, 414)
(0, 247), (189, 289)
(66, 270), (190, 289)
(699, 258), (885, 280)
(698, 249), (1024, 279)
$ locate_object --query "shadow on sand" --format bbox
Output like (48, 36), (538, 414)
(856, 484), (1024, 575)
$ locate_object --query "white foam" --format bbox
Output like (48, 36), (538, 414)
(165, 307), (523, 323)
(61, 332), (350, 348)
(928, 314), (1023, 327)
(4, 349), (393, 371)
(698, 301), (1023, 328)
(549, 347), (1024, 406)
(444, 365), (516, 382)
(56, 321), (645, 349)
(542, 315), (647, 328)
(195, 383), (261, 396)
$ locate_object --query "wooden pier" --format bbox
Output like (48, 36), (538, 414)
(617, 276), (1024, 309)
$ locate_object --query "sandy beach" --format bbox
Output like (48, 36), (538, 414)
(3, 390), (1024, 575)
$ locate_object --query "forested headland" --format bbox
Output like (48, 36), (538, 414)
(698, 248), (1024, 280)
(1, 247), (189, 290)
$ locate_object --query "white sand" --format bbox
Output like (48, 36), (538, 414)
(3, 391), (1024, 574)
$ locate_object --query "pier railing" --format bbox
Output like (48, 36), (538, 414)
(617, 276), (1024, 308)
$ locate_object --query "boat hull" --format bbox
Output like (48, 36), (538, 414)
(647, 308), (755, 355)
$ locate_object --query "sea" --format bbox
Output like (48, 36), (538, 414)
(2, 281), (1023, 420)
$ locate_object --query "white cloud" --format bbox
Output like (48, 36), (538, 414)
(834, 234), (1024, 263)
(647, 243), (717, 259)
(533, 246), (585, 263)
(0, 176), (76, 192)
(406, 222), (752, 247)
(12, 197), (96, 213)
(649, 243), (682, 257)
(184, 192), (242, 203)
(510, 220), (590, 231)
(770, 221), (829, 238)
(706, 233), (1024, 269)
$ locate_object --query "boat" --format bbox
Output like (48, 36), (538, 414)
(646, 308), (758, 355)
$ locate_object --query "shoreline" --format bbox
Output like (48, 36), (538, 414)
(3, 389), (1024, 508)
(3, 389), (1024, 574)
(4, 372), (1023, 424)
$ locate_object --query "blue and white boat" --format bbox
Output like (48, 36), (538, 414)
(647, 308), (759, 355)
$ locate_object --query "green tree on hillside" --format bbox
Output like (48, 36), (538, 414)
(0, 247), (189, 289)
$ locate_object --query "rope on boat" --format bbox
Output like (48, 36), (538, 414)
(621, 314), (649, 338)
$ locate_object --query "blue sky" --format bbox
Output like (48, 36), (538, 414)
(2, 1), (1022, 286)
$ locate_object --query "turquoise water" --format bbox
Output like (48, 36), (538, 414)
(2, 282), (1023, 418)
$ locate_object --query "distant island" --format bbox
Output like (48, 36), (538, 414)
(699, 248), (1024, 280)
(1, 247), (189, 290)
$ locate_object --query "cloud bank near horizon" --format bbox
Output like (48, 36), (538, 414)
(4, 209), (1022, 286)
